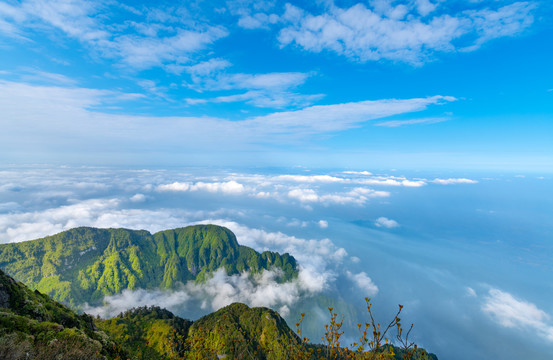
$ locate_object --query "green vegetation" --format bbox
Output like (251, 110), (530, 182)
(0, 225), (298, 308)
(95, 302), (438, 360)
(95, 306), (192, 360)
(0, 268), (126, 360)
(1, 267), (437, 360)
(0, 224), (438, 359)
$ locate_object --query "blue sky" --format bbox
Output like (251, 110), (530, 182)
(0, 0), (552, 170)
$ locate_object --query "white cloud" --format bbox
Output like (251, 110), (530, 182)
(157, 181), (245, 194)
(349, 187), (390, 198)
(157, 182), (191, 192)
(129, 193), (146, 202)
(277, 2), (535, 64)
(287, 219), (308, 227)
(318, 220), (328, 229)
(375, 216), (399, 228)
(191, 181), (246, 194)
(288, 188), (319, 203)
(287, 187), (389, 206)
(3, 0), (228, 71)
(227, 0), (279, 30)
(108, 27), (228, 70)
(0, 196), (226, 244)
(0, 198), (120, 243)
(185, 70), (319, 108)
(346, 271), (379, 296)
(483, 288), (553, 342)
(357, 176), (426, 187)
(184, 58), (232, 77)
(0, 81), (455, 155)
(211, 90), (324, 108)
(238, 12), (279, 29)
(22, 0), (109, 42)
(343, 171), (372, 176)
(275, 174), (346, 183)
(85, 266), (324, 320)
(431, 178), (478, 185)
(375, 117), (448, 127)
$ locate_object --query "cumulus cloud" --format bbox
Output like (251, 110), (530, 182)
(431, 178), (478, 185)
(157, 182), (191, 192)
(375, 217), (399, 228)
(359, 177), (426, 187)
(191, 181), (245, 194)
(343, 171), (372, 176)
(277, 2), (535, 64)
(156, 181), (245, 194)
(346, 271), (379, 296)
(483, 288), (553, 342)
(318, 220), (328, 229)
(0, 195), (230, 244)
(287, 187), (389, 206)
(275, 174), (346, 183)
(0, 198), (120, 243)
(130, 193), (146, 202)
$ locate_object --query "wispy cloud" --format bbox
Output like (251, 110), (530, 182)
(483, 288), (553, 342)
(0, 81), (456, 156)
(375, 117), (449, 127)
(1, 0), (227, 71)
(18, 68), (78, 85)
(184, 68), (321, 108)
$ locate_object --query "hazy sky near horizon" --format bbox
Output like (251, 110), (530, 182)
(0, 0), (552, 170)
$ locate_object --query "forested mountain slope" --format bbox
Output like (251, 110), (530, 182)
(0, 225), (297, 307)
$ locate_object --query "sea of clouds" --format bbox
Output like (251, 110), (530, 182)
(0, 165), (552, 360)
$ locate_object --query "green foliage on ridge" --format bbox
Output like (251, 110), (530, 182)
(0, 268), (126, 360)
(95, 306), (192, 360)
(1, 268), (438, 360)
(0, 225), (298, 308)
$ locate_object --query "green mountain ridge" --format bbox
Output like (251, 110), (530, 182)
(0, 225), (298, 308)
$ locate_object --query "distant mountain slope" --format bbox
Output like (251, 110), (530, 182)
(0, 268), (125, 360)
(0, 225), (297, 308)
